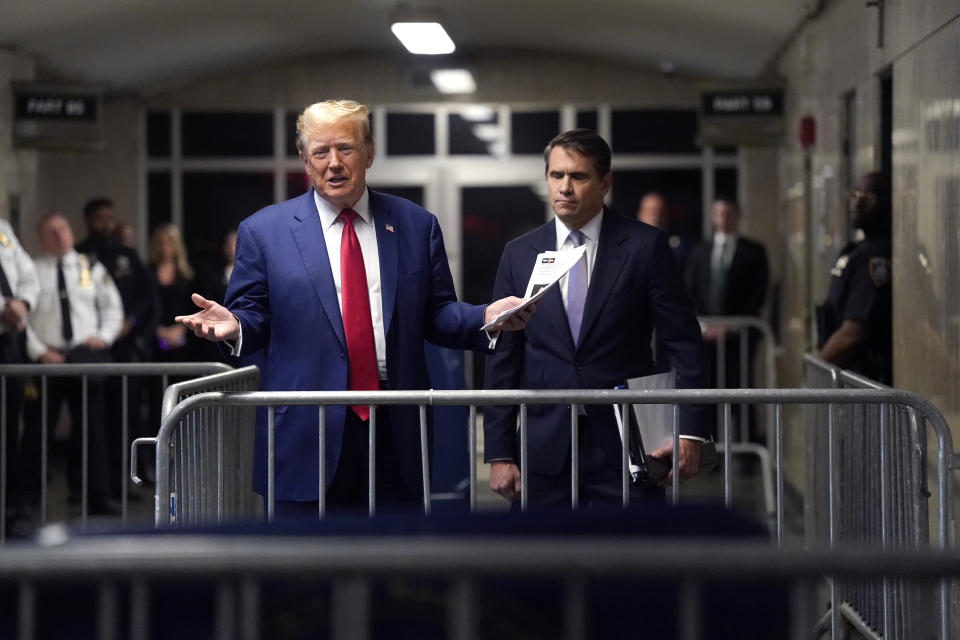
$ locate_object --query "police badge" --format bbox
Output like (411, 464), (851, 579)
(868, 257), (891, 287)
(77, 254), (93, 288)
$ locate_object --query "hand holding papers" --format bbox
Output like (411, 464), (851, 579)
(481, 246), (587, 331)
(613, 371), (717, 486)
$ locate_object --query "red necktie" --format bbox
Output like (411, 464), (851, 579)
(338, 208), (378, 420)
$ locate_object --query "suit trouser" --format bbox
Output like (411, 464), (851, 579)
(519, 415), (665, 509)
(20, 347), (112, 502)
(272, 406), (420, 519)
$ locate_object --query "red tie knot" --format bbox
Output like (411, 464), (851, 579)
(339, 208), (359, 225)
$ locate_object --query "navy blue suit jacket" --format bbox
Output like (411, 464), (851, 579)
(226, 189), (490, 500)
(484, 212), (707, 475)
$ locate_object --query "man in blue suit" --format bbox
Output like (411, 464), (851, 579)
(484, 130), (707, 507)
(177, 99), (528, 514)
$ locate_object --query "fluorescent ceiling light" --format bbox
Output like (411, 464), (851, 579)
(430, 68), (476, 94)
(471, 124), (500, 142)
(459, 105), (495, 122)
(391, 22), (455, 55)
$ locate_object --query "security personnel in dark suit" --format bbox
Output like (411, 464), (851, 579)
(818, 172), (892, 384)
(685, 198), (769, 439)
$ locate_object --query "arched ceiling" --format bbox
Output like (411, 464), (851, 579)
(1, 0), (810, 91)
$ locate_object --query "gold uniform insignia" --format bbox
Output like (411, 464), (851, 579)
(830, 254), (849, 277)
(0, 233), (11, 248)
(77, 255), (93, 288)
(868, 257), (891, 287)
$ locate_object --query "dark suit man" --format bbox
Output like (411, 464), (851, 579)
(685, 198), (769, 323)
(685, 198), (769, 438)
(178, 99), (528, 514)
(484, 130), (707, 507)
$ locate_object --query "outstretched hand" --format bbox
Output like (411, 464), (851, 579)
(175, 293), (240, 342)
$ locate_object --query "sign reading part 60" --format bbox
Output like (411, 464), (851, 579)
(702, 90), (783, 117)
(14, 88), (99, 122)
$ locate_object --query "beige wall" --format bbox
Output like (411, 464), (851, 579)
(776, 1), (960, 489)
(30, 98), (141, 255)
(0, 49), (36, 243)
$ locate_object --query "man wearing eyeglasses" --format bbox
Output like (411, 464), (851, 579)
(817, 172), (892, 384)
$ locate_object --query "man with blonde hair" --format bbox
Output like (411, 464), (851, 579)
(179, 99), (529, 515)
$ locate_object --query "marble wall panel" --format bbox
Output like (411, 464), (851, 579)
(892, 18), (960, 424)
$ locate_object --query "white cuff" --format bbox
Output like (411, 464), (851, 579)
(226, 316), (242, 356)
(678, 435), (707, 443)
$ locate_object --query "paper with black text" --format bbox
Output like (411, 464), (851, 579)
(480, 245), (586, 331)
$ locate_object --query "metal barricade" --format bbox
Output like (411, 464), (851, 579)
(0, 362), (232, 543)
(699, 316), (778, 516)
(803, 354), (954, 639)
(156, 385), (958, 638)
(131, 366), (260, 526)
(0, 535), (959, 640)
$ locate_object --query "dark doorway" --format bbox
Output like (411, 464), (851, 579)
(461, 185), (545, 385)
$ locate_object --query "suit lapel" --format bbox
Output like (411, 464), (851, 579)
(289, 191), (346, 351)
(577, 212), (627, 348)
(527, 221), (576, 352)
(370, 191), (398, 338)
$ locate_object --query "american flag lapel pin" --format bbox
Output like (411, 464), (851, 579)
(385, 224), (395, 233)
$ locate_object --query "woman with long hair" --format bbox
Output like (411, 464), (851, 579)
(149, 224), (196, 360)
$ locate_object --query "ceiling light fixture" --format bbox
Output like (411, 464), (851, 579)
(430, 68), (476, 94)
(391, 22), (456, 55)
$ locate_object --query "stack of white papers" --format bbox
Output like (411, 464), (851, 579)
(480, 246), (586, 331)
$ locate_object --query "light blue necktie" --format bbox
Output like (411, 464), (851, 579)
(565, 230), (587, 345)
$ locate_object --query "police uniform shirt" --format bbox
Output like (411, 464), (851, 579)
(0, 219), (40, 337)
(26, 249), (124, 361)
(825, 236), (892, 377)
(75, 235), (155, 334)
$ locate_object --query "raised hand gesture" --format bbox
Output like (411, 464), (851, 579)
(175, 293), (240, 342)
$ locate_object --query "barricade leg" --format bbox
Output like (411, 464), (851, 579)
(564, 576), (587, 640)
(448, 579), (477, 640)
(332, 578), (370, 640)
(468, 405), (477, 513)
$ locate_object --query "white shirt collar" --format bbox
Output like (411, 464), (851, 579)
(713, 231), (738, 246)
(314, 188), (371, 231)
(555, 209), (603, 249)
(47, 248), (78, 263)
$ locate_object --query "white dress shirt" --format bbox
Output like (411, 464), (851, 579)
(0, 219), (39, 337)
(555, 210), (603, 304)
(711, 232), (738, 273)
(313, 188), (388, 380)
(26, 249), (123, 361)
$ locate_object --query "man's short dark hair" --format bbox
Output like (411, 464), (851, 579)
(543, 129), (611, 178)
(83, 197), (114, 218)
(713, 196), (740, 211)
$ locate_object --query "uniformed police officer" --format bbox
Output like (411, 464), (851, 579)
(0, 219), (40, 521)
(76, 197), (158, 493)
(21, 213), (124, 516)
(817, 172), (892, 384)
(76, 198), (157, 363)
